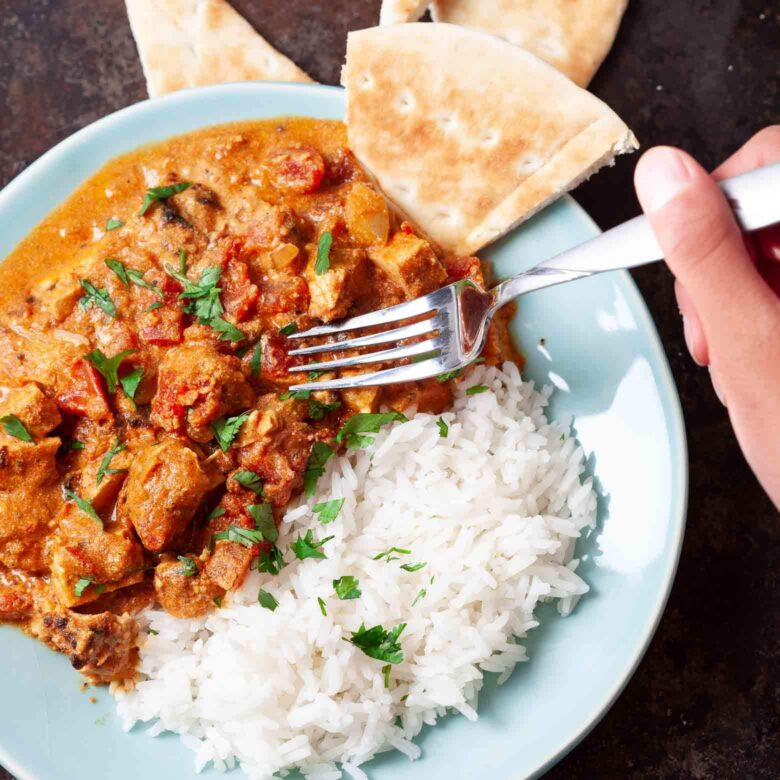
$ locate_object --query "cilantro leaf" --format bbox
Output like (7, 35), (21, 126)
(233, 470), (263, 495)
(177, 556), (198, 577)
(373, 547), (411, 562)
(347, 622), (406, 665)
(139, 181), (192, 216)
(308, 399), (341, 421)
(279, 322), (297, 336)
(256, 543), (285, 576)
(84, 348), (136, 395)
(64, 488), (102, 527)
(145, 302), (163, 312)
(436, 368), (464, 383)
(106, 258), (162, 295)
(315, 231), (333, 275)
(412, 588), (427, 606)
(178, 247), (187, 275)
(211, 412), (250, 452)
(105, 218), (125, 231)
(250, 342), (262, 377)
(74, 576), (105, 598)
(105, 258), (129, 285)
(313, 498), (344, 524)
(335, 412), (408, 449)
(213, 595), (223, 608)
(317, 596), (327, 616)
(280, 389), (310, 401)
(64, 439), (85, 451)
(79, 280), (116, 318)
(208, 506), (226, 520)
(168, 265), (224, 323)
(291, 530), (333, 561)
(258, 589), (279, 612)
(437, 418), (448, 438)
(466, 384), (489, 395)
(382, 664), (391, 688)
(120, 367), (144, 400)
(212, 526), (265, 548)
(0, 414), (32, 443)
(96, 439), (127, 485)
(400, 561), (427, 573)
(209, 316), (245, 342)
(248, 503), (277, 543)
(333, 575), (361, 600)
(304, 441), (335, 497)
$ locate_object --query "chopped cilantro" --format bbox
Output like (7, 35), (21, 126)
(250, 342), (262, 377)
(233, 470), (263, 495)
(105, 259), (162, 295)
(258, 589), (279, 612)
(74, 576), (105, 598)
(84, 348), (136, 394)
(213, 595), (223, 608)
(79, 280), (116, 318)
(149, 628), (160, 635)
(412, 588), (427, 606)
(382, 664), (391, 688)
(145, 302), (163, 312)
(139, 181), (192, 216)
(0, 414), (32, 443)
(335, 412), (407, 450)
(291, 530), (333, 561)
(64, 488), (102, 527)
(313, 498), (345, 524)
(317, 596), (327, 616)
(436, 367), (464, 383)
(177, 556), (198, 577)
(211, 411), (250, 451)
(248, 503), (277, 543)
(333, 576), (361, 601)
(208, 506), (226, 520)
(304, 441), (335, 497)
(437, 418), (448, 437)
(65, 439), (85, 451)
(105, 218), (124, 231)
(279, 322), (297, 336)
(400, 561), (427, 573)
(178, 247), (187, 275)
(280, 389), (310, 401)
(466, 384), (489, 395)
(315, 231), (333, 275)
(347, 622), (406, 665)
(120, 367), (144, 400)
(308, 369), (325, 381)
(211, 526), (265, 548)
(209, 316), (245, 342)
(96, 439), (127, 485)
(167, 265), (223, 323)
(256, 544), (285, 576)
(373, 547), (411, 562)
(105, 258), (129, 285)
(308, 399), (341, 421)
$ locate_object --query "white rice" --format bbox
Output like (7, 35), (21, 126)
(112, 362), (597, 778)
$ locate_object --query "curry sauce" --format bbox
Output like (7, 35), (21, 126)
(0, 118), (517, 682)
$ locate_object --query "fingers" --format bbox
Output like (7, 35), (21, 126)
(674, 280), (708, 366)
(634, 147), (780, 384)
(712, 125), (780, 180)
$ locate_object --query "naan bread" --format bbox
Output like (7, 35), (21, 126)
(125, 0), (313, 97)
(430, 0), (629, 87)
(379, 0), (430, 25)
(343, 23), (637, 256)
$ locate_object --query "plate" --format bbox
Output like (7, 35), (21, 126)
(0, 83), (687, 780)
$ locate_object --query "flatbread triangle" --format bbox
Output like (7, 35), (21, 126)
(342, 23), (638, 256)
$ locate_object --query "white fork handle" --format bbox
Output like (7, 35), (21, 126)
(493, 161), (780, 306)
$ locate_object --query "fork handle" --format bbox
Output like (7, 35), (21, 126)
(492, 161), (780, 306)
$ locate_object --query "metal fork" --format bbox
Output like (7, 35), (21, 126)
(288, 162), (780, 391)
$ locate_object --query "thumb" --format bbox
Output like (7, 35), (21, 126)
(634, 147), (780, 376)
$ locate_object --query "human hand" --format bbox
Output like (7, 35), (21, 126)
(634, 127), (780, 510)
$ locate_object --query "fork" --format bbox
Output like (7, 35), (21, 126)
(287, 161), (780, 391)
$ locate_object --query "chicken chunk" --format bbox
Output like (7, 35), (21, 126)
(0, 584), (33, 621)
(151, 343), (254, 443)
(0, 383), (61, 438)
(369, 230), (447, 298)
(305, 246), (369, 322)
(118, 437), (214, 552)
(154, 557), (224, 618)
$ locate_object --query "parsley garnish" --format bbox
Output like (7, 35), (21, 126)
(373, 547), (411, 562)
(167, 265), (223, 323)
(64, 488), (102, 526)
(65, 439), (85, 451)
(436, 367), (464, 383)
(96, 439), (127, 485)
(313, 498), (344, 524)
(105, 218), (124, 231)
(248, 503), (277, 542)
(315, 231), (333, 275)
(256, 544), (285, 576)
(74, 576), (106, 598)
(466, 384), (489, 395)
(317, 596), (327, 616)
(347, 622), (406, 665)
(280, 389), (310, 401)
(0, 414), (32, 443)
(400, 561), (427, 572)
(209, 317), (245, 342)
(258, 589), (279, 612)
(120, 367), (143, 400)
(304, 441), (335, 497)
(382, 664), (391, 688)
(333, 576), (361, 600)
(105, 259), (162, 295)
(233, 470), (263, 495)
(208, 506), (226, 520)
(212, 526), (265, 548)
(336, 412), (407, 450)
(436, 418), (448, 438)
(177, 556), (198, 577)
(178, 248), (187, 275)
(149, 628), (160, 635)
(145, 302), (163, 312)
(84, 348), (136, 395)
(139, 181), (192, 216)
(279, 322), (297, 336)
(250, 342), (262, 377)
(291, 530), (333, 561)
(308, 399), (341, 421)
(211, 412), (250, 451)
(79, 280), (116, 318)
(412, 588), (427, 606)
(213, 595), (223, 608)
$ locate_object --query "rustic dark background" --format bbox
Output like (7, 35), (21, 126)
(1, 1), (778, 778)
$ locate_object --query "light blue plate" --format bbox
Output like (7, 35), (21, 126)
(0, 83), (687, 780)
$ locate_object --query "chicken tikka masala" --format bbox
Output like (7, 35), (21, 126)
(0, 118), (518, 683)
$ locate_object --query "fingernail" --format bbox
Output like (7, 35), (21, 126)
(635, 148), (694, 213)
(709, 367), (727, 407)
(682, 316), (704, 366)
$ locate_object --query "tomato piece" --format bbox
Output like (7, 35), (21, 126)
(135, 269), (184, 346)
(222, 255), (259, 322)
(264, 145), (325, 194)
(443, 254), (483, 284)
(56, 359), (111, 420)
(261, 333), (305, 380)
(258, 273), (309, 316)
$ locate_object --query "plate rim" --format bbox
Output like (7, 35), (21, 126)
(0, 81), (688, 780)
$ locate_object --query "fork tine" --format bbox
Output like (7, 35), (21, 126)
(288, 318), (438, 356)
(287, 287), (450, 340)
(288, 339), (441, 373)
(289, 357), (448, 391)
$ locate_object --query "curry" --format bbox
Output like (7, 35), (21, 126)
(0, 118), (517, 683)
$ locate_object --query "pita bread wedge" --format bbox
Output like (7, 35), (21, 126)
(430, 0), (628, 87)
(379, 0), (430, 25)
(125, 0), (198, 96)
(342, 23), (637, 256)
(194, 0), (313, 85)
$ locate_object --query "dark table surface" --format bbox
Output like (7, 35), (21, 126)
(1, 1), (778, 778)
